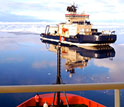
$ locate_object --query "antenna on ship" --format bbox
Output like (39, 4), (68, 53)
(73, 2), (78, 9)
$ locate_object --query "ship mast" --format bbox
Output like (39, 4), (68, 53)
(52, 43), (69, 107)
(56, 44), (61, 105)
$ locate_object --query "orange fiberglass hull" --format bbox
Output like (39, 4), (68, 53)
(17, 93), (106, 107)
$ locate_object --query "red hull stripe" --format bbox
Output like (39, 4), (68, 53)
(17, 93), (105, 107)
(65, 14), (89, 17)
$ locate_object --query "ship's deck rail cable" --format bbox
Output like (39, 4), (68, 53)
(0, 82), (124, 107)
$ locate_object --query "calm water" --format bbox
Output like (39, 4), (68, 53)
(0, 25), (124, 107)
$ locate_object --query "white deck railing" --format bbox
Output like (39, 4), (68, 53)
(0, 82), (124, 107)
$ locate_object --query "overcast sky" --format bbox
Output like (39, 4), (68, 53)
(0, 0), (124, 23)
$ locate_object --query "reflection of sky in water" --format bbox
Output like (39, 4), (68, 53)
(0, 30), (124, 107)
(0, 32), (57, 86)
(94, 45), (124, 82)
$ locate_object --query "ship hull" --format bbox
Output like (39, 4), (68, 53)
(40, 34), (116, 47)
(17, 93), (105, 107)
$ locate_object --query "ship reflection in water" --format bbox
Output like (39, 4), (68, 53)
(41, 40), (115, 78)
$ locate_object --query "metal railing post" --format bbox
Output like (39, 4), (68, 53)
(114, 89), (120, 107)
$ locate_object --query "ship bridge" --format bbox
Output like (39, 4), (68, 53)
(65, 5), (90, 24)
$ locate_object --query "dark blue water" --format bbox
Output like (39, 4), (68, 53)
(0, 27), (124, 107)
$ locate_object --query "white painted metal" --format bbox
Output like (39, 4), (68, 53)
(0, 82), (124, 93)
(115, 89), (120, 107)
